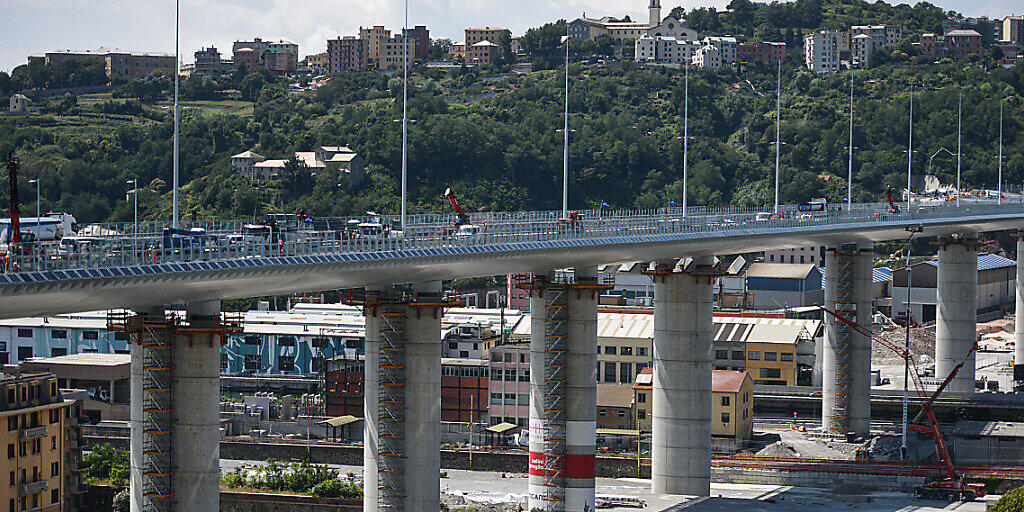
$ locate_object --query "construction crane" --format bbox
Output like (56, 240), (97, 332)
(818, 305), (986, 502)
(444, 188), (482, 241)
(885, 188), (900, 214)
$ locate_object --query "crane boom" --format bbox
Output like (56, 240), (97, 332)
(444, 188), (470, 226)
(818, 304), (977, 482)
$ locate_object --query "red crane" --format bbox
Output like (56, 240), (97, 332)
(444, 187), (470, 227)
(818, 305), (985, 501)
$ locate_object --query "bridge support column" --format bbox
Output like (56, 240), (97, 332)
(565, 267), (598, 512)
(936, 235), (978, 395)
(172, 301), (222, 512)
(129, 308), (166, 512)
(404, 282), (443, 512)
(650, 258), (714, 496)
(821, 244), (873, 438)
(1015, 234), (1024, 392)
(360, 284), (444, 512)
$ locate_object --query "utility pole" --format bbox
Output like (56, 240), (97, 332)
(172, 0), (180, 228)
(999, 97), (1004, 204)
(902, 225), (923, 460)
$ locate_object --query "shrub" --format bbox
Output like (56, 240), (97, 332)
(992, 486), (1024, 512)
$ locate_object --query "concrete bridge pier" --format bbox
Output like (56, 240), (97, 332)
(821, 244), (873, 437)
(128, 301), (225, 512)
(1015, 234), (1024, 392)
(362, 283), (443, 512)
(936, 235), (978, 395)
(565, 267), (598, 512)
(650, 258), (714, 496)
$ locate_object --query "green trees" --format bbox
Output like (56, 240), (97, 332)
(83, 443), (130, 487)
(991, 486), (1024, 512)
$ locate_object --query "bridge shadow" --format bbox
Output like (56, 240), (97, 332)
(652, 491), (979, 512)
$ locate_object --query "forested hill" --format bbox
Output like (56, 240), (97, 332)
(0, 1), (1022, 225)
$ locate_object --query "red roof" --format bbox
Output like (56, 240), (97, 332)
(633, 367), (748, 393)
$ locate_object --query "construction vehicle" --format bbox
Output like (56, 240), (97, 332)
(885, 188), (900, 214)
(444, 188), (482, 241)
(818, 305), (986, 502)
(797, 198), (827, 212)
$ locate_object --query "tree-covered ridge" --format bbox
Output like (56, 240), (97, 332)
(1, 56), (1021, 226)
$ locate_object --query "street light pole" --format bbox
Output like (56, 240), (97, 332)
(127, 179), (138, 262)
(683, 62), (689, 217)
(999, 97), (1004, 204)
(847, 73), (854, 212)
(562, 23), (571, 219)
(774, 59), (782, 215)
(172, 0), (180, 228)
(956, 90), (962, 208)
(906, 85), (914, 213)
(400, 0), (409, 228)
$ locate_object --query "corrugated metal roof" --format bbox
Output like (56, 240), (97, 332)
(873, 267), (893, 283)
(746, 263), (818, 279)
(514, 313), (818, 343)
(923, 253), (1016, 272)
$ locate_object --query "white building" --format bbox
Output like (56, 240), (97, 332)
(635, 35), (699, 66)
(646, 16), (698, 41)
(851, 34), (875, 69)
(695, 43), (723, 69)
(891, 254), (1016, 323)
(8, 94), (32, 113)
(230, 150), (267, 178)
(702, 36), (737, 66)
(765, 246), (822, 265)
(804, 30), (842, 73)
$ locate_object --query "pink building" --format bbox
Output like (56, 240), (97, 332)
(507, 275), (530, 311)
(488, 341), (530, 426)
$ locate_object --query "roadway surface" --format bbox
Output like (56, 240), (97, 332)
(2, 202), (1023, 319)
(218, 459), (998, 511)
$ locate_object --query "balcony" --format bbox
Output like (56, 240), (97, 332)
(19, 426), (48, 440)
(19, 480), (47, 495)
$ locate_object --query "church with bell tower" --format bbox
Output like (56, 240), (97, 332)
(650, 0), (662, 27)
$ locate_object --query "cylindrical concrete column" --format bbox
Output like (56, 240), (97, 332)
(651, 258), (713, 496)
(404, 281), (442, 512)
(822, 245), (872, 437)
(936, 236), (978, 395)
(129, 307), (164, 512)
(565, 267), (598, 512)
(849, 244), (874, 437)
(363, 285), (387, 512)
(528, 272), (568, 511)
(172, 300), (221, 512)
(1015, 237), (1024, 392)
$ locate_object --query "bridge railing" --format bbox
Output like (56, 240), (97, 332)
(1, 201), (1020, 275)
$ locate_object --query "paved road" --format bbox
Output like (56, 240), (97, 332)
(219, 459), (998, 511)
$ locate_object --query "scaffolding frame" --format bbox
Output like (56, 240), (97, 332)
(827, 248), (857, 434)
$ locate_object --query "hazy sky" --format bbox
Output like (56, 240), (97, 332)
(2, 0), (1022, 73)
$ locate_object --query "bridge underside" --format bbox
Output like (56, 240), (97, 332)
(0, 216), (1016, 320)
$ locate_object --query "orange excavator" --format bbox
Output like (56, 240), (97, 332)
(819, 305), (986, 501)
(444, 188), (482, 241)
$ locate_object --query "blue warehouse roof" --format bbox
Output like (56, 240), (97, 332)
(923, 253), (1016, 272)
(873, 267), (892, 283)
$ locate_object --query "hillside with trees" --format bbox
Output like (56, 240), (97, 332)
(0, 0), (1021, 225)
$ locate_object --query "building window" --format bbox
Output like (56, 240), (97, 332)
(780, 353), (794, 361)
(759, 368), (782, 379)
(638, 410), (646, 419)
(82, 331), (98, 340)
(490, 393), (502, 405)
(604, 346), (616, 355)
(243, 354), (261, 371)
(765, 352), (777, 361)
(16, 347), (32, 361)
(277, 336), (296, 347)
(519, 370), (529, 382)
(518, 394), (528, 405)
(6, 417), (15, 431)
(16, 329), (32, 338)
(278, 356), (295, 372)
(619, 362), (633, 383)
(7, 471), (12, 486)
(50, 437), (55, 451)
(747, 351), (760, 360)
(244, 336), (261, 345)
(637, 347), (648, 356)
(220, 353), (228, 370)
(504, 393), (516, 404)
(51, 489), (58, 505)
(50, 462), (58, 477)
(50, 348), (67, 358)
(621, 347), (633, 356)
(637, 392), (646, 403)
(731, 351), (745, 360)
(721, 413), (730, 425)
(505, 369), (517, 382)
(715, 350), (729, 360)
(603, 362), (616, 383)
(50, 330), (67, 339)
(721, 396), (731, 406)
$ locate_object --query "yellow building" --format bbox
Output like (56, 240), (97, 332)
(307, 52), (329, 75)
(633, 368), (753, 451)
(359, 26), (391, 65)
(0, 373), (83, 512)
(511, 311), (818, 387)
(378, 36), (417, 68)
